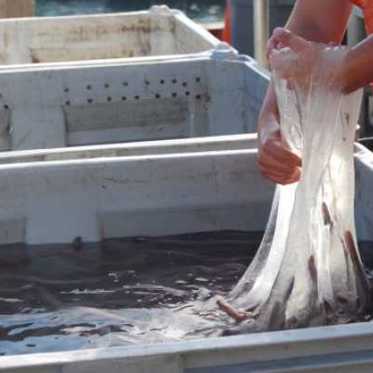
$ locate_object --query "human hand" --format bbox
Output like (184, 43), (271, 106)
(267, 27), (343, 93)
(267, 27), (320, 92)
(257, 115), (302, 185)
(267, 27), (313, 60)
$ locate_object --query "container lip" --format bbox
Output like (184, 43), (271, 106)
(0, 148), (258, 172)
(0, 141), (368, 170)
(0, 47), (245, 74)
(0, 134), (258, 164)
(0, 9), (169, 23)
(1, 321), (373, 370)
(0, 52), (214, 74)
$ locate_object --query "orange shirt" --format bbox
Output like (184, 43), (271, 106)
(222, 0), (232, 44)
(351, 0), (364, 6)
(350, 0), (373, 34)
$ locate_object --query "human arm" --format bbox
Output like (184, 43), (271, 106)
(341, 35), (373, 94)
(258, 0), (352, 184)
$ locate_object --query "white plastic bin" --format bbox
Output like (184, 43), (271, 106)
(0, 136), (370, 247)
(0, 6), (271, 151)
(0, 6), (219, 66)
(0, 135), (271, 246)
(1, 140), (373, 372)
(0, 51), (269, 150)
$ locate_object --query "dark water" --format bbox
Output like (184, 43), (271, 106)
(36, 0), (225, 23)
(2, 233), (373, 356)
(0, 231), (261, 356)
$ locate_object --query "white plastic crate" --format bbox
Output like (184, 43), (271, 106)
(0, 50), (268, 150)
(0, 6), (219, 66)
(0, 136), (370, 247)
(2, 140), (373, 373)
(0, 135), (271, 246)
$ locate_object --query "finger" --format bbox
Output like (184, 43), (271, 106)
(280, 168), (301, 184)
(266, 140), (302, 166)
(269, 47), (301, 81)
(266, 28), (289, 61)
(271, 27), (309, 53)
(266, 36), (279, 60)
(257, 149), (300, 174)
(292, 167), (301, 181)
(257, 160), (296, 179)
(263, 140), (302, 167)
(280, 136), (303, 166)
(260, 165), (301, 184)
(262, 170), (300, 185)
(257, 160), (298, 181)
(257, 156), (297, 177)
(267, 28), (287, 52)
(261, 170), (297, 185)
(260, 167), (298, 183)
(266, 38), (274, 57)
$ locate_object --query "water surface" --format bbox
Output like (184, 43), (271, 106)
(0, 231), (260, 355)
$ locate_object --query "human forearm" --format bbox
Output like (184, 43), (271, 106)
(285, 0), (351, 43)
(340, 35), (373, 94)
(257, 0), (351, 184)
